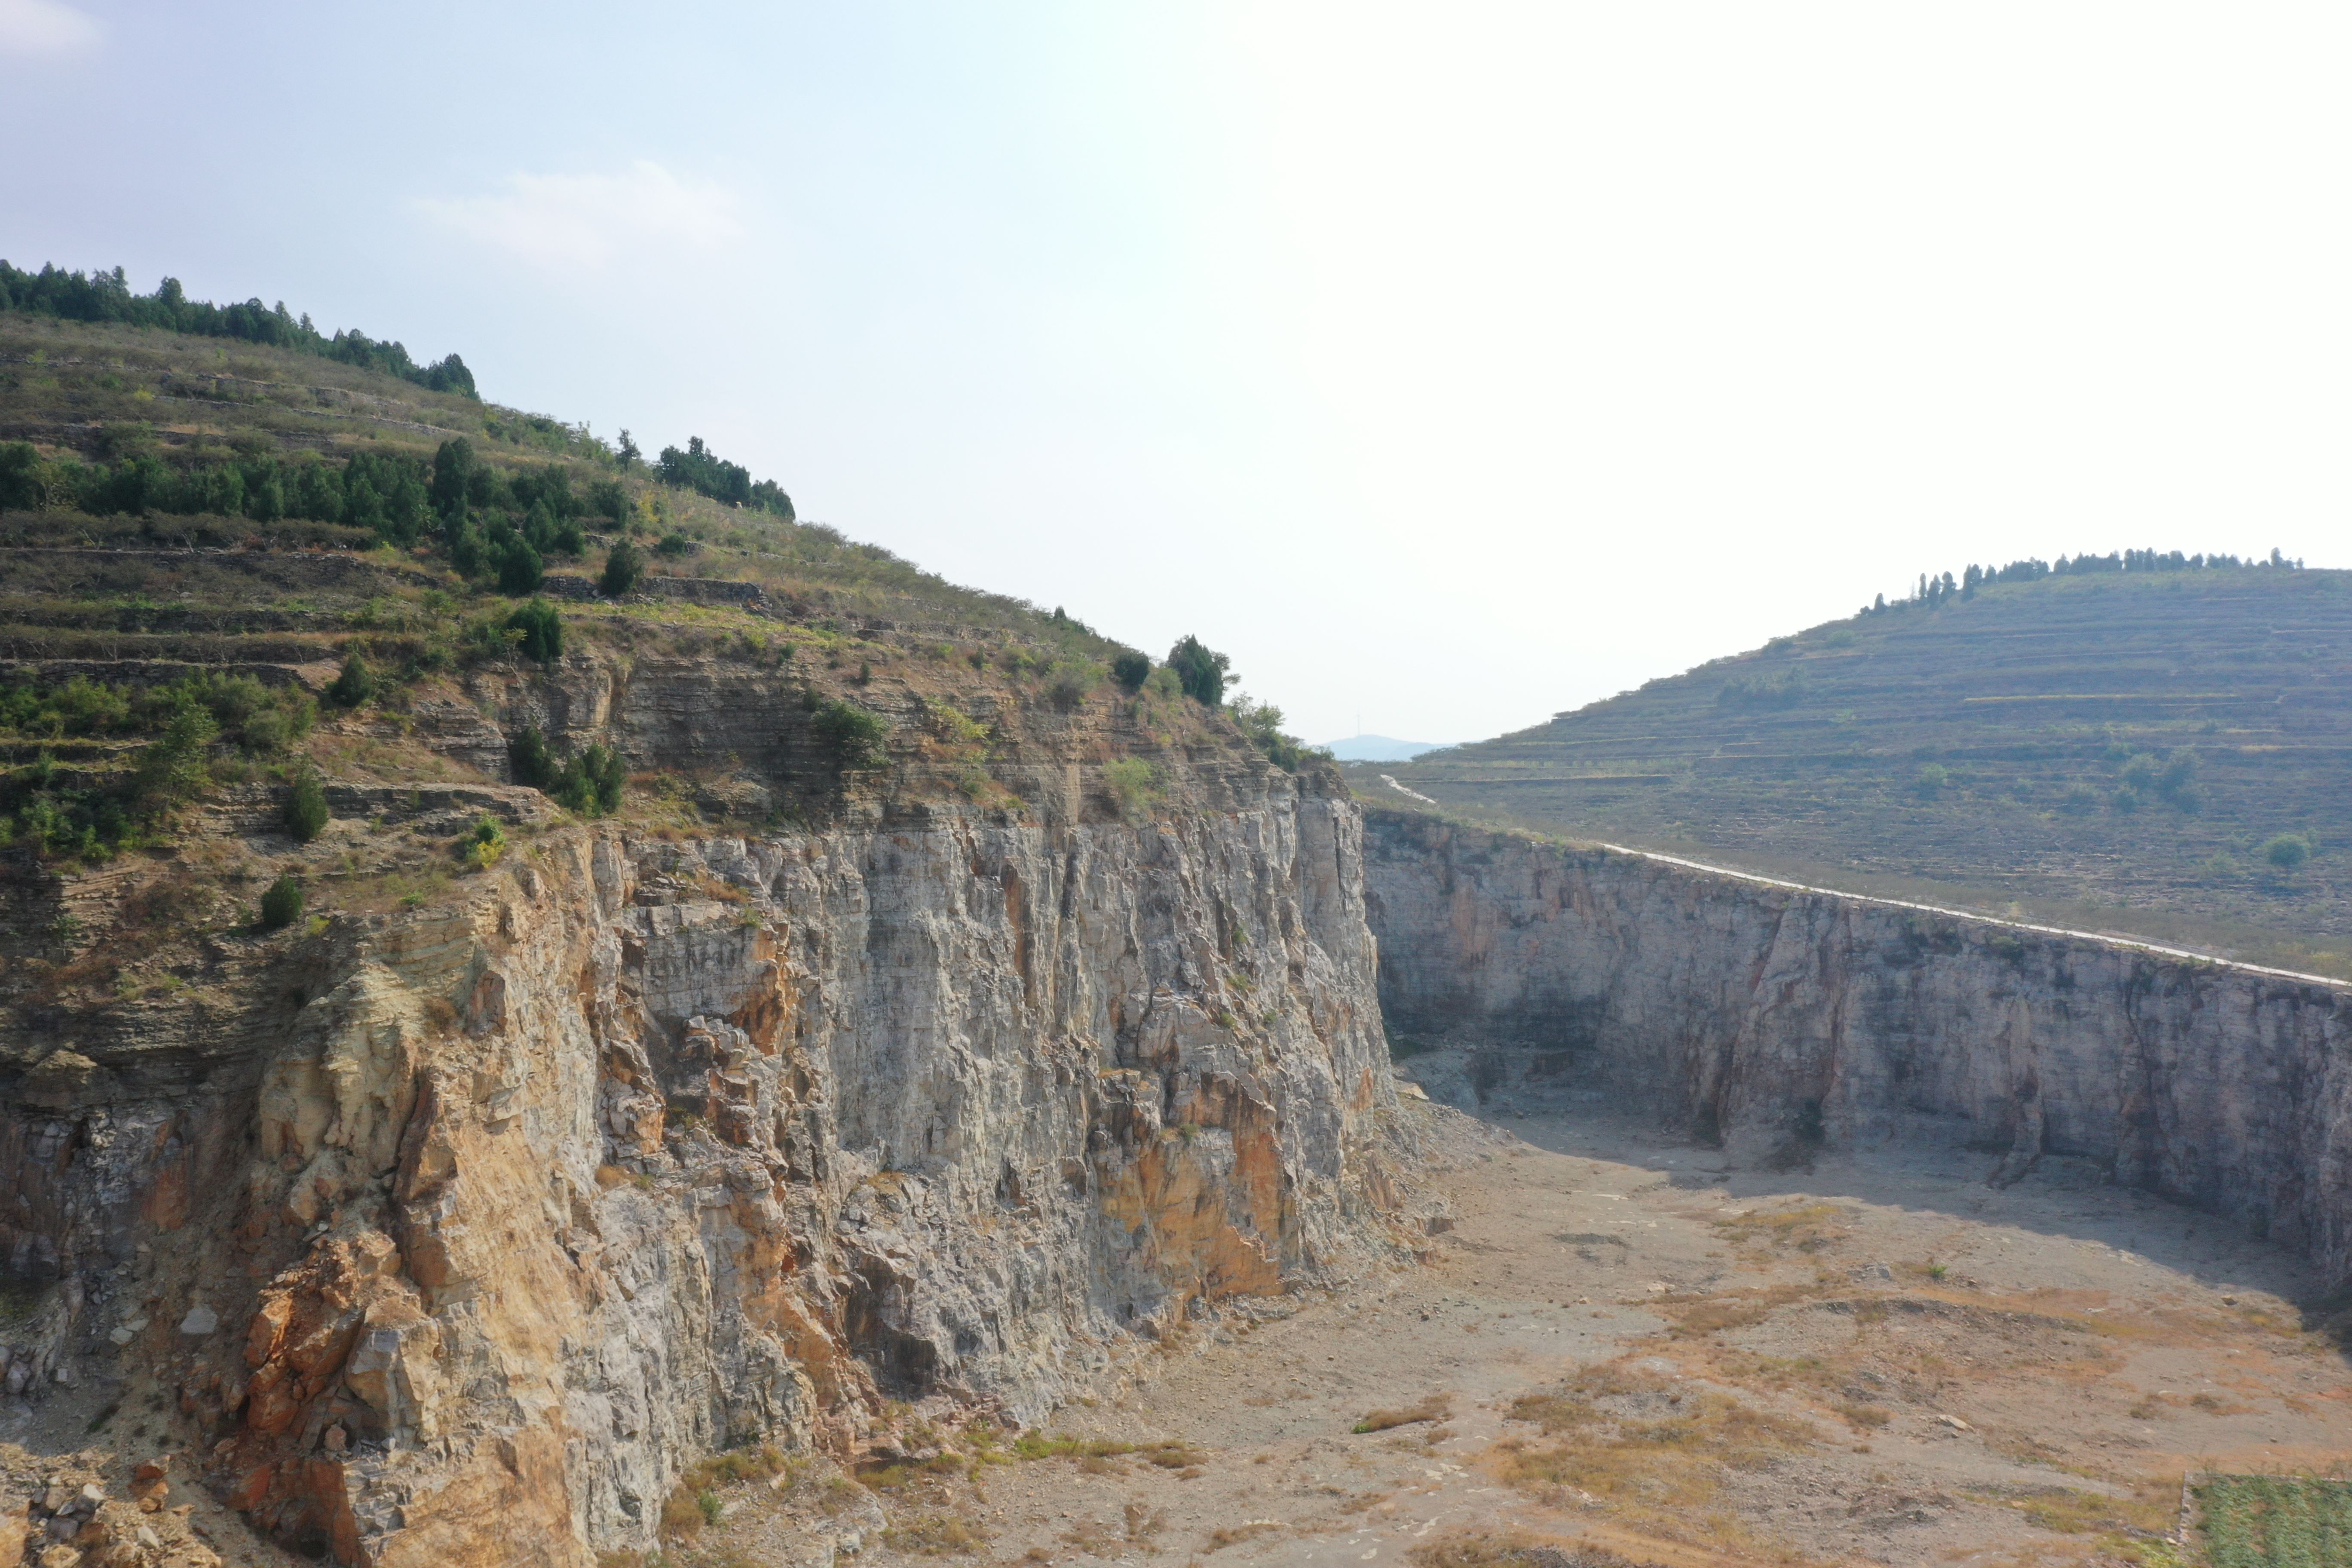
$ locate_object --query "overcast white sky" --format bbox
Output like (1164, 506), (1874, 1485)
(5, 3), (2346, 743)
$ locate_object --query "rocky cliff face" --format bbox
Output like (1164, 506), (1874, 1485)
(0, 654), (1415, 1565)
(1363, 809), (2352, 1291)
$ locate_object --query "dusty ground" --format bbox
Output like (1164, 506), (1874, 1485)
(6, 1102), (2344, 1567)
(686, 1104), (2352, 1568)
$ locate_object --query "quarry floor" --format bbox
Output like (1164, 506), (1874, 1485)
(8, 1102), (2345, 1567)
(708, 1104), (2352, 1568)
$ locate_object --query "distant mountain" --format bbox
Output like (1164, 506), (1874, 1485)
(1323, 735), (1452, 762)
(1381, 557), (2352, 977)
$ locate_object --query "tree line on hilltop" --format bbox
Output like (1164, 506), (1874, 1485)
(1864, 546), (2306, 614)
(630, 433), (793, 520)
(0, 260), (476, 397)
(2, 258), (810, 545)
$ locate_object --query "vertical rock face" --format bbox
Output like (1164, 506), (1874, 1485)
(1363, 810), (2352, 1290)
(297, 790), (1401, 1565)
(0, 657), (1412, 1566)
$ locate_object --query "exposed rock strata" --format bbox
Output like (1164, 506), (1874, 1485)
(1362, 808), (2352, 1290)
(0, 658), (1413, 1566)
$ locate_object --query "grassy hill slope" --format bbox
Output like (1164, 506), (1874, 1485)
(1374, 564), (2352, 975)
(0, 297), (1313, 1030)
(0, 309), (1086, 634)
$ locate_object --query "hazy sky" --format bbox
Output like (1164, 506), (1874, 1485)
(5, 4), (2346, 743)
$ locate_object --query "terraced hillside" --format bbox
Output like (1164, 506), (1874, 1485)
(1375, 564), (2352, 974)
(0, 304), (1243, 1027)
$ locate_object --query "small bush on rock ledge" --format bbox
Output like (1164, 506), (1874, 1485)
(1105, 757), (1163, 821)
(600, 539), (645, 597)
(284, 767), (329, 843)
(505, 599), (564, 665)
(258, 873), (303, 929)
(812, 698), (889, 768)
(461, 815), (505, 871)
(509, 728), (626, 816)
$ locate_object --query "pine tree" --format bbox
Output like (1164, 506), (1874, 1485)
(505, 600), (564, 664)
(325, 650), (374, 707)
(1166, 636), (1232, 707)
(600, 540), (644, 597)
(432, 438), (476, 510)
(495, 533), (544, 596)
(284, 767), (329, 842)
(258, 873), (304, 930)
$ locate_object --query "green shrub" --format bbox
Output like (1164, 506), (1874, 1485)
(1104, 758), (1163, 821)
(655, 532), (695, 557)
(325, 650), (376, 708)
(1044, 660), (1101, 711)
(1110, 651), (1151, 692)
(0, 441), (48, 510)
(1717, 669), (1807, 710)
(258, 873), (304, 930)
(494, 532), (544, 595)
(600, 540), (645, 597)
(2156, 749), (2201, 810)
(2263, 834), (2310, 871)
(461, 815), (505, 871)
(508, 727), (625, 815)
(131, 702), (217, 812)
(1166, 635), (1231, 708)
(509, 726), (556, 789)
(1915, 763), (1949, 798)
(0, 675), (312, 861)
(1229, 695), (1326, 772)
(812, 698), (889, 767)
(553, 744), (627, 817)
(284, 768), (329, 843)
(505, 600), (564, 665)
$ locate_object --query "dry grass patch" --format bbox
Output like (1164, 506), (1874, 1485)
(1012, 1432), (1204, 1466)
(1831, 1400), (1891, 1430)
(658, 1486), (708, 1543)
(1495, 1359), (1819, 1545)
(1657, 1280), (1825, 1341)
(657, 1443), (793, 1543)
(1960, 1480), (2182, 1565)
(1353, 1394), (1453, 1433)
(1711, 1203), (1852, 1256)
(885, 1513), (989, 1555)
(1124, 1501), (1166, 1542)
(1408, 1526), (1659, 1568)
(1204, 1521), (1286, 1552)
(817, 1475), (869, 1514)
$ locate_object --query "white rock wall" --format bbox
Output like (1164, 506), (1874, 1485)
(174, 777), (1407, 1565)
(1363, 809), (2352, 1289)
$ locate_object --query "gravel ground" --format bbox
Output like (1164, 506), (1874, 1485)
(690, 1103), (2351, 1568)
(11, 1101), (2341, 1567)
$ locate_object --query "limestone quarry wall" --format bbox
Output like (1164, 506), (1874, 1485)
(1362, 809), (2352, 1290)
(0, 655), (1415, 1567)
